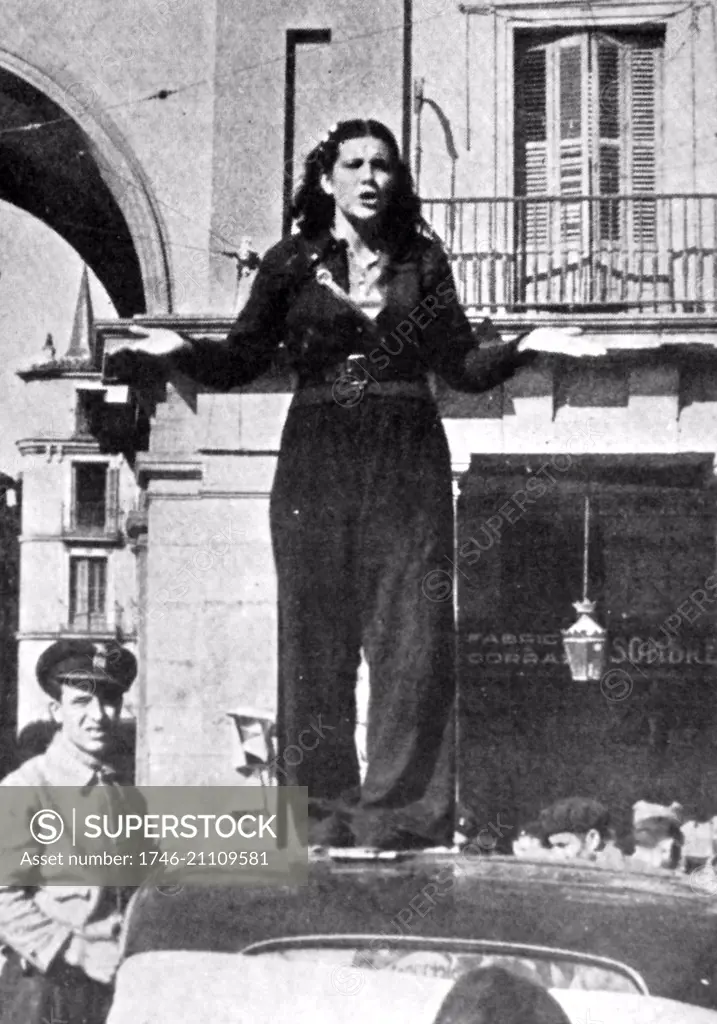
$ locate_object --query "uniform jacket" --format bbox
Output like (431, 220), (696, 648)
(0, 733), (133, 976)
(173, 231), (534, 392)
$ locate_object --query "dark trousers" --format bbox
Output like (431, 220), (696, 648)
(270, 396), (456, 845)
(0, 951), (113, 1024)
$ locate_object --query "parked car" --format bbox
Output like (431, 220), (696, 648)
(109, 852), (717, 1023)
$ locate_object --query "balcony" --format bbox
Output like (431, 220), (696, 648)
(61, 501), (123, 542)
(423, 194), (717, 316)
(65, 612), (109, 634)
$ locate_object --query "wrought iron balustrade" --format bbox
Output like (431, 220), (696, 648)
(422, 194), (717, 314)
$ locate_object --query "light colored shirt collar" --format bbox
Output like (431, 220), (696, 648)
(43, 731), (117, 787)
(328, 227), (388, 318)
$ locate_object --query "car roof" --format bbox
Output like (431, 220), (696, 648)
(123, 853), (717, 1010)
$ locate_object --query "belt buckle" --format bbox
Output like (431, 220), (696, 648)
(346, 354), (368, 391)
(333, 354), (368, 407)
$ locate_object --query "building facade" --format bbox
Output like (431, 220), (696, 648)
(15, 271), (139, 767)
(4, 0), (717, 834)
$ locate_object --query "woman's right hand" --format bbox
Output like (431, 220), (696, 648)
(104, 328), (190, 383)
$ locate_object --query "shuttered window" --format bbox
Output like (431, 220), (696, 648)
(69, 557), (107, 631)
(514, 47), (548, 246)
(629, 44), (659, 244)
(514, 29), (662, 249)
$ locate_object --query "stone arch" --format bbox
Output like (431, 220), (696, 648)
(0, 51), (172, 315)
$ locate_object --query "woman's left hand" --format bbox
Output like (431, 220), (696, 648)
(518, 326), (608, 357)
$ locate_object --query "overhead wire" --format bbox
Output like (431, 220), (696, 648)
(0, 0), (715, 273)
(0, 6), (455, 261)
(0, 8), (451, 140)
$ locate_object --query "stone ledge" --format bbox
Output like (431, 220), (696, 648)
(96, 313), (717, 348)
(135, 454), (203, 486)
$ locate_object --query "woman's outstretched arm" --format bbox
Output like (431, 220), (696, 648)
(106, 239), (296, 391)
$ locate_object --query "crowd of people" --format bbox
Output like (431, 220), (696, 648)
(497, 795), (713, 875)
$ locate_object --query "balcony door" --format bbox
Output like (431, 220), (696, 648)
(514, 28), (662, 308)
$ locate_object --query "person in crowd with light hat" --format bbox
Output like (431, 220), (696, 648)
(629, 800), (684, 872)
(538, 797), (623, 866)
(0, 638), (137, 1024)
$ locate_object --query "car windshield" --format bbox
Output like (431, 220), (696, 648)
(242, 936), (646, 995)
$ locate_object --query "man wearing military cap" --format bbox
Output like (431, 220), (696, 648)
(0, 639), (137, 1024)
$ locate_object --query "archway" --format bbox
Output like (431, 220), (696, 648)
(0, 55), (171, 315)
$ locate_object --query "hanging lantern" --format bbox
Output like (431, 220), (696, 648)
(562, 495), (607, 682)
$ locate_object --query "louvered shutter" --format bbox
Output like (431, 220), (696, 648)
(89, 559), (107, 620)
(514, 44), (548, 248)
(515, 30), (660, 235)
(595, 35), (621, 240)
(514, 28), (660, 306)
(627, 42), (659, 246)
(558, 41), (587, 243)
(71, 558), (90, 621)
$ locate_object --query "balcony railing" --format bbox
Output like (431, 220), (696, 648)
(61, 501), (122, 539)
(66, 613), (109, 634)
(422, 194), (717, 314)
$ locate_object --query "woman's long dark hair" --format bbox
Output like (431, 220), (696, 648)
(292, 119), (424, 255)
(433, 967), (572, 1024)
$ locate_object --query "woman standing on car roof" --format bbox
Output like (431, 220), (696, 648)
(106, 118), (603, 850)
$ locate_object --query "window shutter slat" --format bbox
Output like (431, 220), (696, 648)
(515, 47), (547, 193)
(89, 559), (107, 616)
(629, 46), (658, 245)
(630, 48), (657, 190)
(515, 46), (548, 247)
(559, 45), (582, 141)
(597, 39), (620, 140)
(72, 559), (90, 618)
(558, 45), (586, 243)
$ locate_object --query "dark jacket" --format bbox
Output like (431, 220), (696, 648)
(174, 231), (533, 392)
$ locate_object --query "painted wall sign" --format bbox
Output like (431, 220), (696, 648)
(464, 632), (717, 669)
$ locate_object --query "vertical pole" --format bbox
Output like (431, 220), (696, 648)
(452, 473), (462, 843)
(582, 494), (590, 604)
(282, 35), (297, 239)
(465, 10), (471, 151)
(403, 0), (413, 159)
(127, 506), (149, 784)
(414, 79), (424, 193)
(283, 30), (332, 237)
